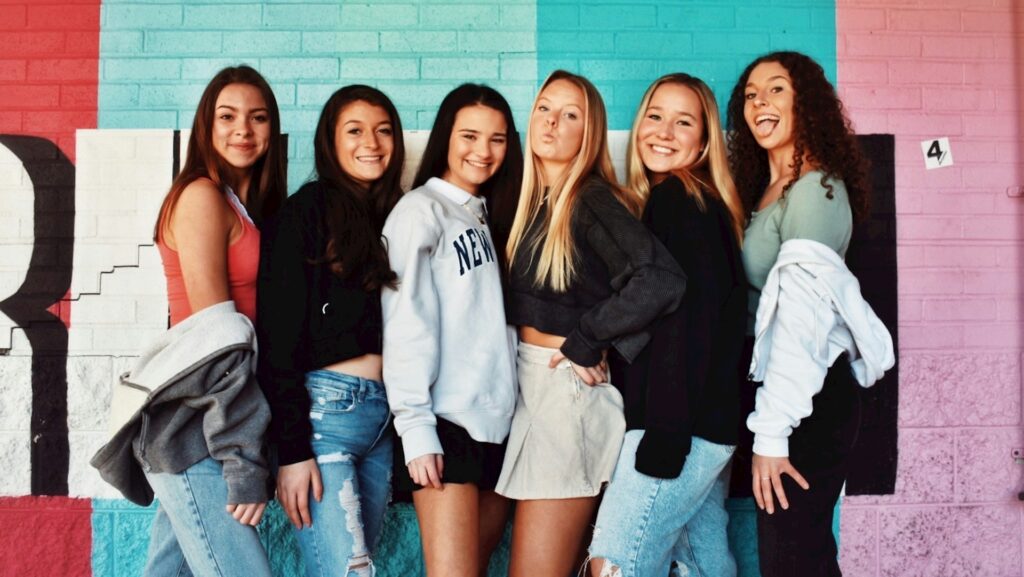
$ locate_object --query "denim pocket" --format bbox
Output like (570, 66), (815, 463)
(307, 383), (359, 414)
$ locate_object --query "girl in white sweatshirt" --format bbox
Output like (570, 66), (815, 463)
(381, 83), (522, 577)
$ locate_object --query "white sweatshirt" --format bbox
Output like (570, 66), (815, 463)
(382, 177), (517, 464)
(747, 239), (895, 458)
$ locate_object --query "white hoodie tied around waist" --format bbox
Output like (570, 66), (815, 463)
(747, 239), (895, 458)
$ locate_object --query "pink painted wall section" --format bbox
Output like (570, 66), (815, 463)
(836, 1), (1024, 576)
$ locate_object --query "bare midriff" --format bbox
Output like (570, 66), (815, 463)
(519, 326), (565, 349)
(322, 353), (383, 382)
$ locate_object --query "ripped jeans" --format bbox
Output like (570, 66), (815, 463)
(297, 370), (393, 577)
(589, 431), (736, 577)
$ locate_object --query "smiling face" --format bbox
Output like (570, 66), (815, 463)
(743, 60), (797, 155)
(211, 83), (270, 178)
(636, 82), (706, 183)
(334, 100), (394, 187)
(529, 78), (586, 182)
(442, 104), (508, 195)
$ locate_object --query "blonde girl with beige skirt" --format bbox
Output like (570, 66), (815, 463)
(496, 70), (686, 576)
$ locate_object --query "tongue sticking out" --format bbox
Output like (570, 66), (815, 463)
(756, 119), (777, 138)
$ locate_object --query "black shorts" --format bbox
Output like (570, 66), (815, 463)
(393, 417), (507, 493)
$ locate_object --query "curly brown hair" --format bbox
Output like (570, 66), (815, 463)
(726, 51), (870, 222)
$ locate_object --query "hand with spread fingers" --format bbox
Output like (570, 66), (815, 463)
(408, 453), (445, 490)
(548, 350), (608, 386)
(751, 454), (810, 515)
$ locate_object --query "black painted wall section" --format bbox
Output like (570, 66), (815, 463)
(845, 133), (898, 495)
(0, 135), (75, 496)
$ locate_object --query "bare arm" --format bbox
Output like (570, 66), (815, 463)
(165, 178), (235, 314)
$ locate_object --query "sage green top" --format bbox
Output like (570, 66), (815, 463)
(742, 170), (852, 334)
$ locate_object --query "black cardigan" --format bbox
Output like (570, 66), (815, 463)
(614, 176), (748, 478)
(507, 177), (686, 366)
(256, 180), (384, 466)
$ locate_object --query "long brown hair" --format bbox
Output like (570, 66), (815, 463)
(626, 73), (744, 244)
(413, 83), (523, 278)
(155, 65), (286, 239)
(507, 70), (637, 292)
(726, 51), (870, 222)
(312, 85), (405, 291)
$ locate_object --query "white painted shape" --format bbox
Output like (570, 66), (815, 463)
(68, 431), (121, 499)
(0, 356), (32, 431)
(72, 129), (173, 298)
(0, 143), (34, 351)
(66, 356), (113, 431)
(0, 433), (30, 496)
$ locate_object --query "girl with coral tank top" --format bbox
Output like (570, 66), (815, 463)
(147, 65), (286, 577)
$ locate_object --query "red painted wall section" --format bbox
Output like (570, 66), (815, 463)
(0, 1), (101, 162)
(0, 497), (92, 577)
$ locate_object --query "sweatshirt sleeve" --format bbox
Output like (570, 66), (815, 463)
(746, 263), (836, 457)
(560, 181), (687, 366)
(255, 196), (315, 466)
(186, 348), (271, 505)
(381, 195), (445, 464)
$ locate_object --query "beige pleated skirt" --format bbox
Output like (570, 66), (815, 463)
(495, 342), (626, 500)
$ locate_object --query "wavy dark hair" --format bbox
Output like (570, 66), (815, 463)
(413, 83), (524, 276)
(156, 65), (286, 237)
(312, 85), (405, 291)
(726, 51), (870, 222)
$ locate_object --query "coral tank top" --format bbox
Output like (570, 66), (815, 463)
(157, 189), (260, 326)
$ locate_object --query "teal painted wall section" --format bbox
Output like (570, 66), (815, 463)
(536, 0), (837, 129)
(98, 0), (539, 192)
(91, 500), (509, 577)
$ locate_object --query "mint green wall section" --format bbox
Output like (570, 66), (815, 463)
(98, 1), (539, 192)
(537, 0), (838, 129)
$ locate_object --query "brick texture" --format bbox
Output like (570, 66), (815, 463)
(838, 1), (1024, 575)
(0, 1), (99, 162)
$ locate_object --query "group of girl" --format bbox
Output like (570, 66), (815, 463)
(146, 49), (879, 577)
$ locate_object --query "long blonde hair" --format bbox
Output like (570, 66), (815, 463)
(507, 70), (640, 292)
(626, 73), (744, 244)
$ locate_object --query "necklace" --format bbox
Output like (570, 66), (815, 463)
(461, 201), (486, 225)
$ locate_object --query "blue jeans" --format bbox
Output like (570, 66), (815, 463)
(589, 431), (736, 577)
(144, 457), (272, 577)
(296, 370), (393, 577)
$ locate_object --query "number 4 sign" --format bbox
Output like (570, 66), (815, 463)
(921, 137), (953, 170)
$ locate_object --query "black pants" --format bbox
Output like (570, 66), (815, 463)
(755, 353), (862, 577)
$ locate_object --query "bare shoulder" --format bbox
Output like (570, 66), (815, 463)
(164, 177), (232, 246)
(177, 177), (230, 215)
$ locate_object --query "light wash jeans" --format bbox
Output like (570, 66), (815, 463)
(143, 457), (272, 577)
(295, 370), (393, 577)
(589, 430), (736, 577)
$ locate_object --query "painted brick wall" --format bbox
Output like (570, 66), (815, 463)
(835, 1), (1024, 576)
(0, 1), (100, 162)
(536, 0), (837, 129)
(97, 0), (538, 192)
(1, 0), (1022, 576)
